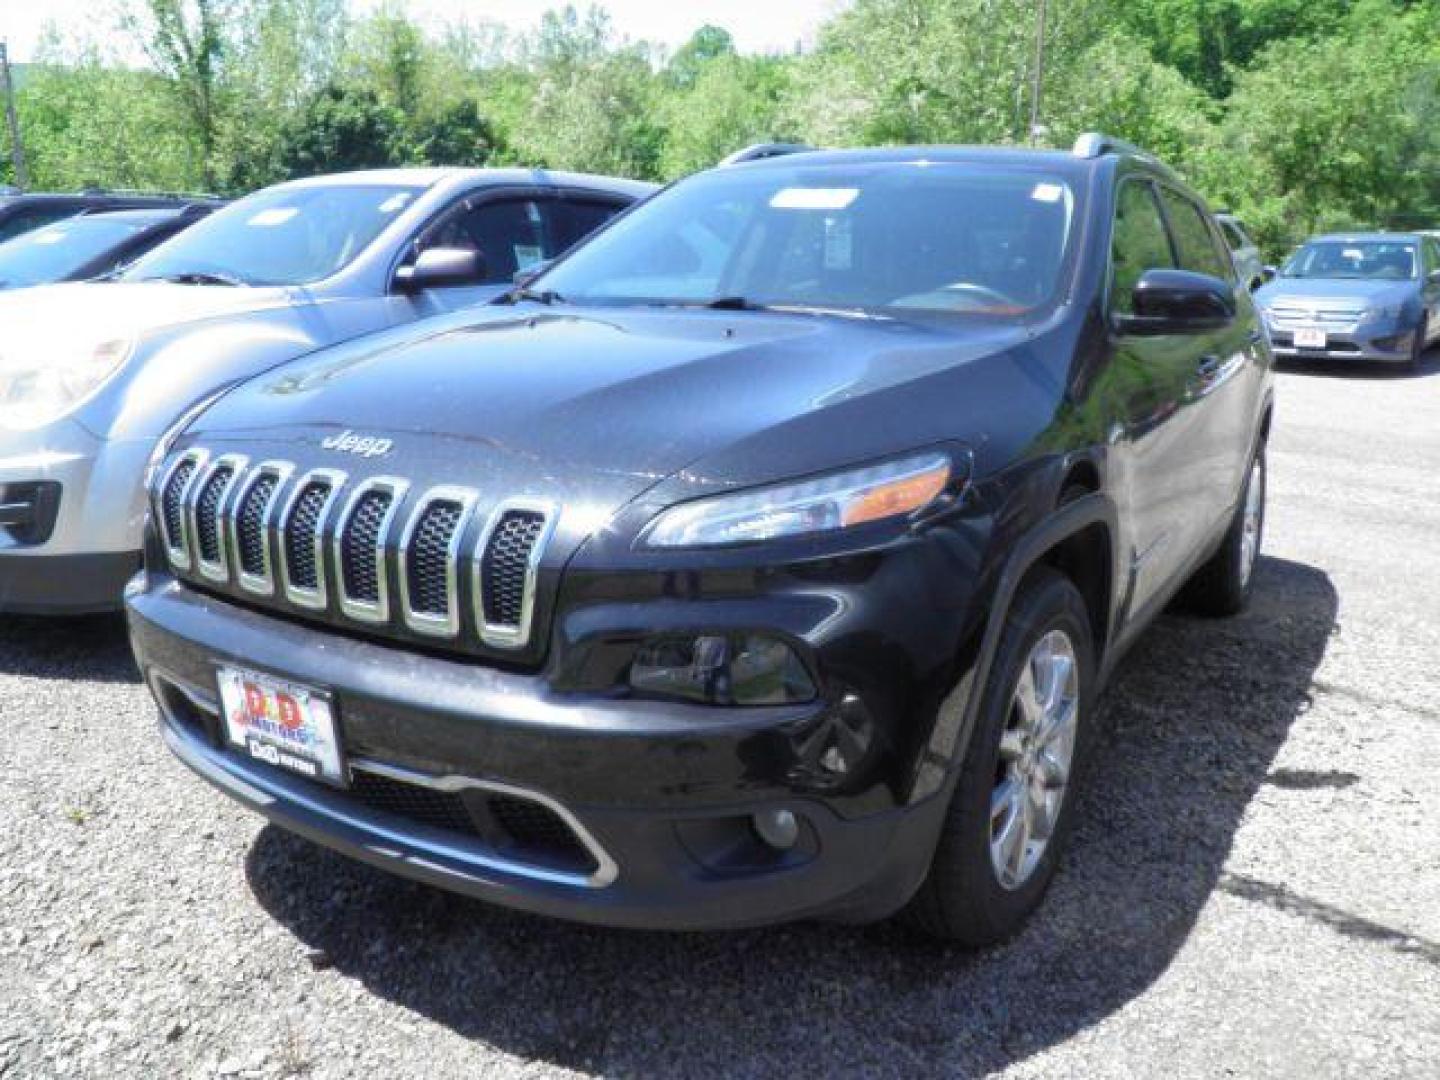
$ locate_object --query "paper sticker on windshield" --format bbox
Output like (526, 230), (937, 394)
(249, 208), (299, 227)
(771, 187), (859, 211)
(1031, 182), (1065, 203)
(378, 193), (413, 214)
(824, 217), (853, 270)
(514, 244), (545, 270)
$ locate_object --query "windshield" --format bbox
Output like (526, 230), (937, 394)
(1283, 240), (1418, 281)
(0, 213), (163, 286)
(533, 162), (1079, 317)
(124, 184), (422, 286)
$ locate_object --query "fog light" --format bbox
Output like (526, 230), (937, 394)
(629, 633), (815, 705)
(752, 809), (799, 850)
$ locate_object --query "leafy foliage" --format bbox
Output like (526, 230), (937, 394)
(4, 0), (1439, 256)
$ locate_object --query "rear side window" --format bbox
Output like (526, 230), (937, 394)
(1219, 220), (1247, 250)
(1160, 189), (1231, 280)
(549, 199), (626, 255)
(1110, 181), (1174, 314)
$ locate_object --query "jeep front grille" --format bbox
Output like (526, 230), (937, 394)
(155, 450), (554, 653)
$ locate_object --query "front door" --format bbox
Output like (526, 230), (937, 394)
(1104, 177), (1218, 619)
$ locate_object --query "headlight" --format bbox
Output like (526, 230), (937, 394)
(0, 338), (132, 431)
(641, 450), (955, 548)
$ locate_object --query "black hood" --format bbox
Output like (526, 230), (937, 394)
(190, 305), (1057, 522)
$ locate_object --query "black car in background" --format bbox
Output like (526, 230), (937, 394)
(0, 204), (219, 288)
(0, 190), (215, 245)
(129, 134), (1274, 944)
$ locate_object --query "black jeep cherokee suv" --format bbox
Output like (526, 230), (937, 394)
(127, 134), (1274, 943)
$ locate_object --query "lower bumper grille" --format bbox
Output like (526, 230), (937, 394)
(152, 670), (607, 884)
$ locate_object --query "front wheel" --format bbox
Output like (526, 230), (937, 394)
(1409, 312), (1428, 372)
(1180, 449), (1265, 616)
(903, 568), (1094, 945)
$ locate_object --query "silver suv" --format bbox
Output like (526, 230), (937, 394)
(0, 167), (652, 613)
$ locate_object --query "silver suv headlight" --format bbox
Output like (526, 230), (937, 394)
(641, 450), (955, 548)
(0, 338), (132, 431)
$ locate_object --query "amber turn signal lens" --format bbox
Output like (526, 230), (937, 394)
(840, 462), (950, 527)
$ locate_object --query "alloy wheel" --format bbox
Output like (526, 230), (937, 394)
(989, 628), (1080, 890)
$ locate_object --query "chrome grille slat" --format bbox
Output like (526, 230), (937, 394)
(398, 487), (477, 638)
(333, 476), (409, 624)
(157, 449), (208, 572)
(277, 468), (347, 610)
(474, 500), (556, 650)
(190, 455), (247, 583)
(227, 461), (293, 596)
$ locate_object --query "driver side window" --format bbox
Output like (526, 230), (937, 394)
(415, 198), (550, 285)
(1109, 180), (1174, 317)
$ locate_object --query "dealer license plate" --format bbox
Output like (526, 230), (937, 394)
(217, 666), (346, 786)
(1294, 327), (1327, 349)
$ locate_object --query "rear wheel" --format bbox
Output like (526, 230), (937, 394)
(1181, 448), (1265, 616)
(904, 568), (1094, 945)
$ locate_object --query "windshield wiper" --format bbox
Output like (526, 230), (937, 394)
(499, 286), (565, 306)
(144, 270), (250, 287)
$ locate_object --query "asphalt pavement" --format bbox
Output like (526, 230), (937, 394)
(1, 353), (1436, 1079)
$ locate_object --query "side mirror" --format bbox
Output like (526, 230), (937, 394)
(1261, 265), (1278, 283)
(1428, 269), (1440, 285)
(1115, 268), (1237, 337)
(394, 247), (486, 293)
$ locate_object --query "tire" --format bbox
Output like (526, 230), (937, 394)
(903, 567), (1095, 946)
(1409, 312), (1428, 373)
(1180, 447), (1265, 617)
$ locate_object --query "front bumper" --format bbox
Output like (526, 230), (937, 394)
(1266, 321), (1419, 363)
(0, 420), (153, 611)
(127, 577), (958, 930)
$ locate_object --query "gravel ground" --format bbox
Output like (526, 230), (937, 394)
(2, 354), (1438, 1079)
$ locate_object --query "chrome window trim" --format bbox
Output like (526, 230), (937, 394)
(397, 485), (478, 638)
(276, 467), (348, 611)
(227, 460), (294, 597)
(155, 447), (209, 573)
(472, 499), (557, 650)
(189, 453), (248, 584)
(332, 475), (411, 625)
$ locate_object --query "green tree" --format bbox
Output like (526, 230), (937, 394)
(275, 82), (404, 178)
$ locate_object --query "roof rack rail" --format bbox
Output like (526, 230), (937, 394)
(79, 186), (223, 202)
(1071, 132), (1153, 161)
(719, 143), (816, 167)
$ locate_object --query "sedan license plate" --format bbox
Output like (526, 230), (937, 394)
(217, 666), (346, 786)
(1294, 326), (1327, 349)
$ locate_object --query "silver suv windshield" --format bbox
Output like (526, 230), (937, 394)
(124, 184), (422, 287)
(1283, 240), (1419, 281)
(534, 162), (1078, 317)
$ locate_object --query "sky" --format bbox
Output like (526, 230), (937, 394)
(0, 0), (849, 62)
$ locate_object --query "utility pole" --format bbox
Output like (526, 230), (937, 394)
(1028, 0), (1047, 146)
(0, 42), (26, 188)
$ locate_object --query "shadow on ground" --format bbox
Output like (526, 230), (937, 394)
(0, 613), (138, 684)
(246, 556), (1337, 1075)
(1277, 341), (1440, 379)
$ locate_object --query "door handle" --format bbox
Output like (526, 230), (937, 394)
(1196, 355), (1222, 378)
